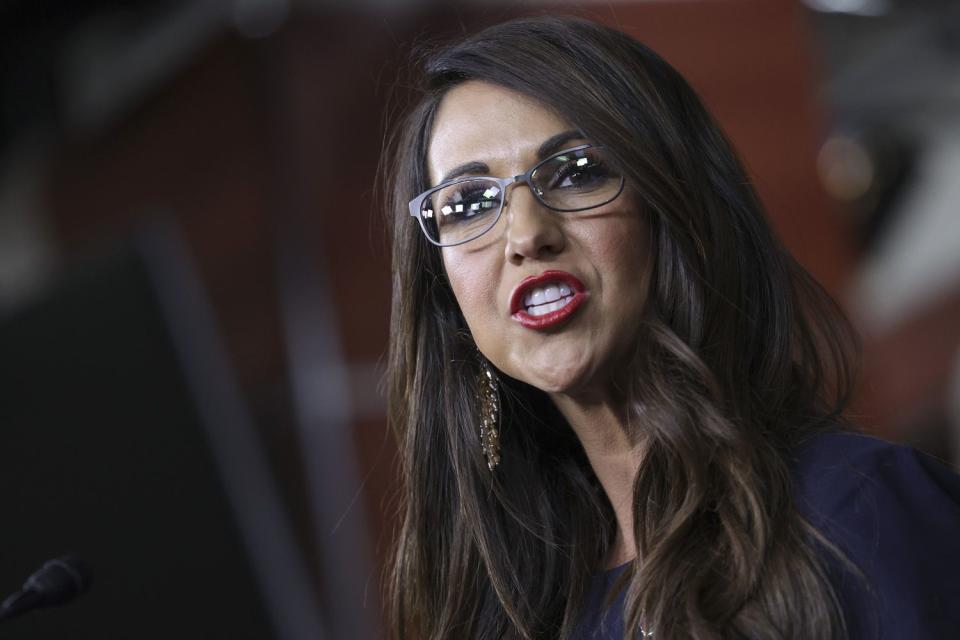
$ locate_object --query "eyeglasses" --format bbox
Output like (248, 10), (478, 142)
(408, 144), (624, 247)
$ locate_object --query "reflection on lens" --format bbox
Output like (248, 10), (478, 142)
(533, 147), (621, 211)
(422, 179), (502, 245)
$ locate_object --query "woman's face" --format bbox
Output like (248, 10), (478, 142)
(427, 80), (652, 400)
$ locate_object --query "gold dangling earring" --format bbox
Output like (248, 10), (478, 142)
(476, 355), (501, 472)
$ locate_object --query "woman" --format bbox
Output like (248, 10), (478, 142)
(381, 15), (960, 639)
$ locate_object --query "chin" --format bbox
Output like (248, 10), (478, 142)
(495, 345), (605, 396)
(518, 362), (597, 396)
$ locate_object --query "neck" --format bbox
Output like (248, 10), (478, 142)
(549, 390), (645, 568)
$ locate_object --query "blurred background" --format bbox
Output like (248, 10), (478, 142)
(1, 0), (958, 637)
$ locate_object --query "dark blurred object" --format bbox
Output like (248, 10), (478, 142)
(808, 0), (960, 458)
(0, 228), (323, 639)
(0, 0), (182, 153)
(817, 126), (917, 252)
(0, 555), (92, 622)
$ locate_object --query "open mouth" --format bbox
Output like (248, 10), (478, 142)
(510, 270), (587, 330)
(523, 282), (576, 316)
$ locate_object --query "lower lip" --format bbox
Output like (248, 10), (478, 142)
(511, 291), (588, 330)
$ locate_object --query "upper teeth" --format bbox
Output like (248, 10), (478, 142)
(523, 282), (573, 312)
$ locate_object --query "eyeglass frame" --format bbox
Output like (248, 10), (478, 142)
(408, 143), (625, 247)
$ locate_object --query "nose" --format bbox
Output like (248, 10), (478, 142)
(502, 185), (565, 264)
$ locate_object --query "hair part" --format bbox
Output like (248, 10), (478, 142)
(383, 15), (858, 640)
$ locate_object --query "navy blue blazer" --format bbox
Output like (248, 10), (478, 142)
(571, 431), (960, 639)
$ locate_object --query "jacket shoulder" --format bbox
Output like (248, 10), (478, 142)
(790, 430), (960, 639)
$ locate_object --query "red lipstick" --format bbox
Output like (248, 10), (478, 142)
(509, 270), (587, 330)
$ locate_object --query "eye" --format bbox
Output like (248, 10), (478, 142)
(550, 155), (612, 191)
(435, 182), (501, 224)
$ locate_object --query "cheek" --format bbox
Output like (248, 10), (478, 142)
(589, 216), (653, 313)
(612, 225), (651, 278)
(441, 250), (499, 331)
(606, 202), (648, 251)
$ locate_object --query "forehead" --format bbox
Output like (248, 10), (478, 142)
(427, 80), (573, 184)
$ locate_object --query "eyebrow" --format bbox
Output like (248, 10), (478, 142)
(435, 129), (585, 186)
(537, 129), (585, 160)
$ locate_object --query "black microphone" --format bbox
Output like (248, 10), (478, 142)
(0, 555), (93, 622)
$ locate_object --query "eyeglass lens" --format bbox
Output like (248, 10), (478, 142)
(419, 146), (621, 246)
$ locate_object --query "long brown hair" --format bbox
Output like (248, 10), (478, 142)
(382, 15), (857, 639)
